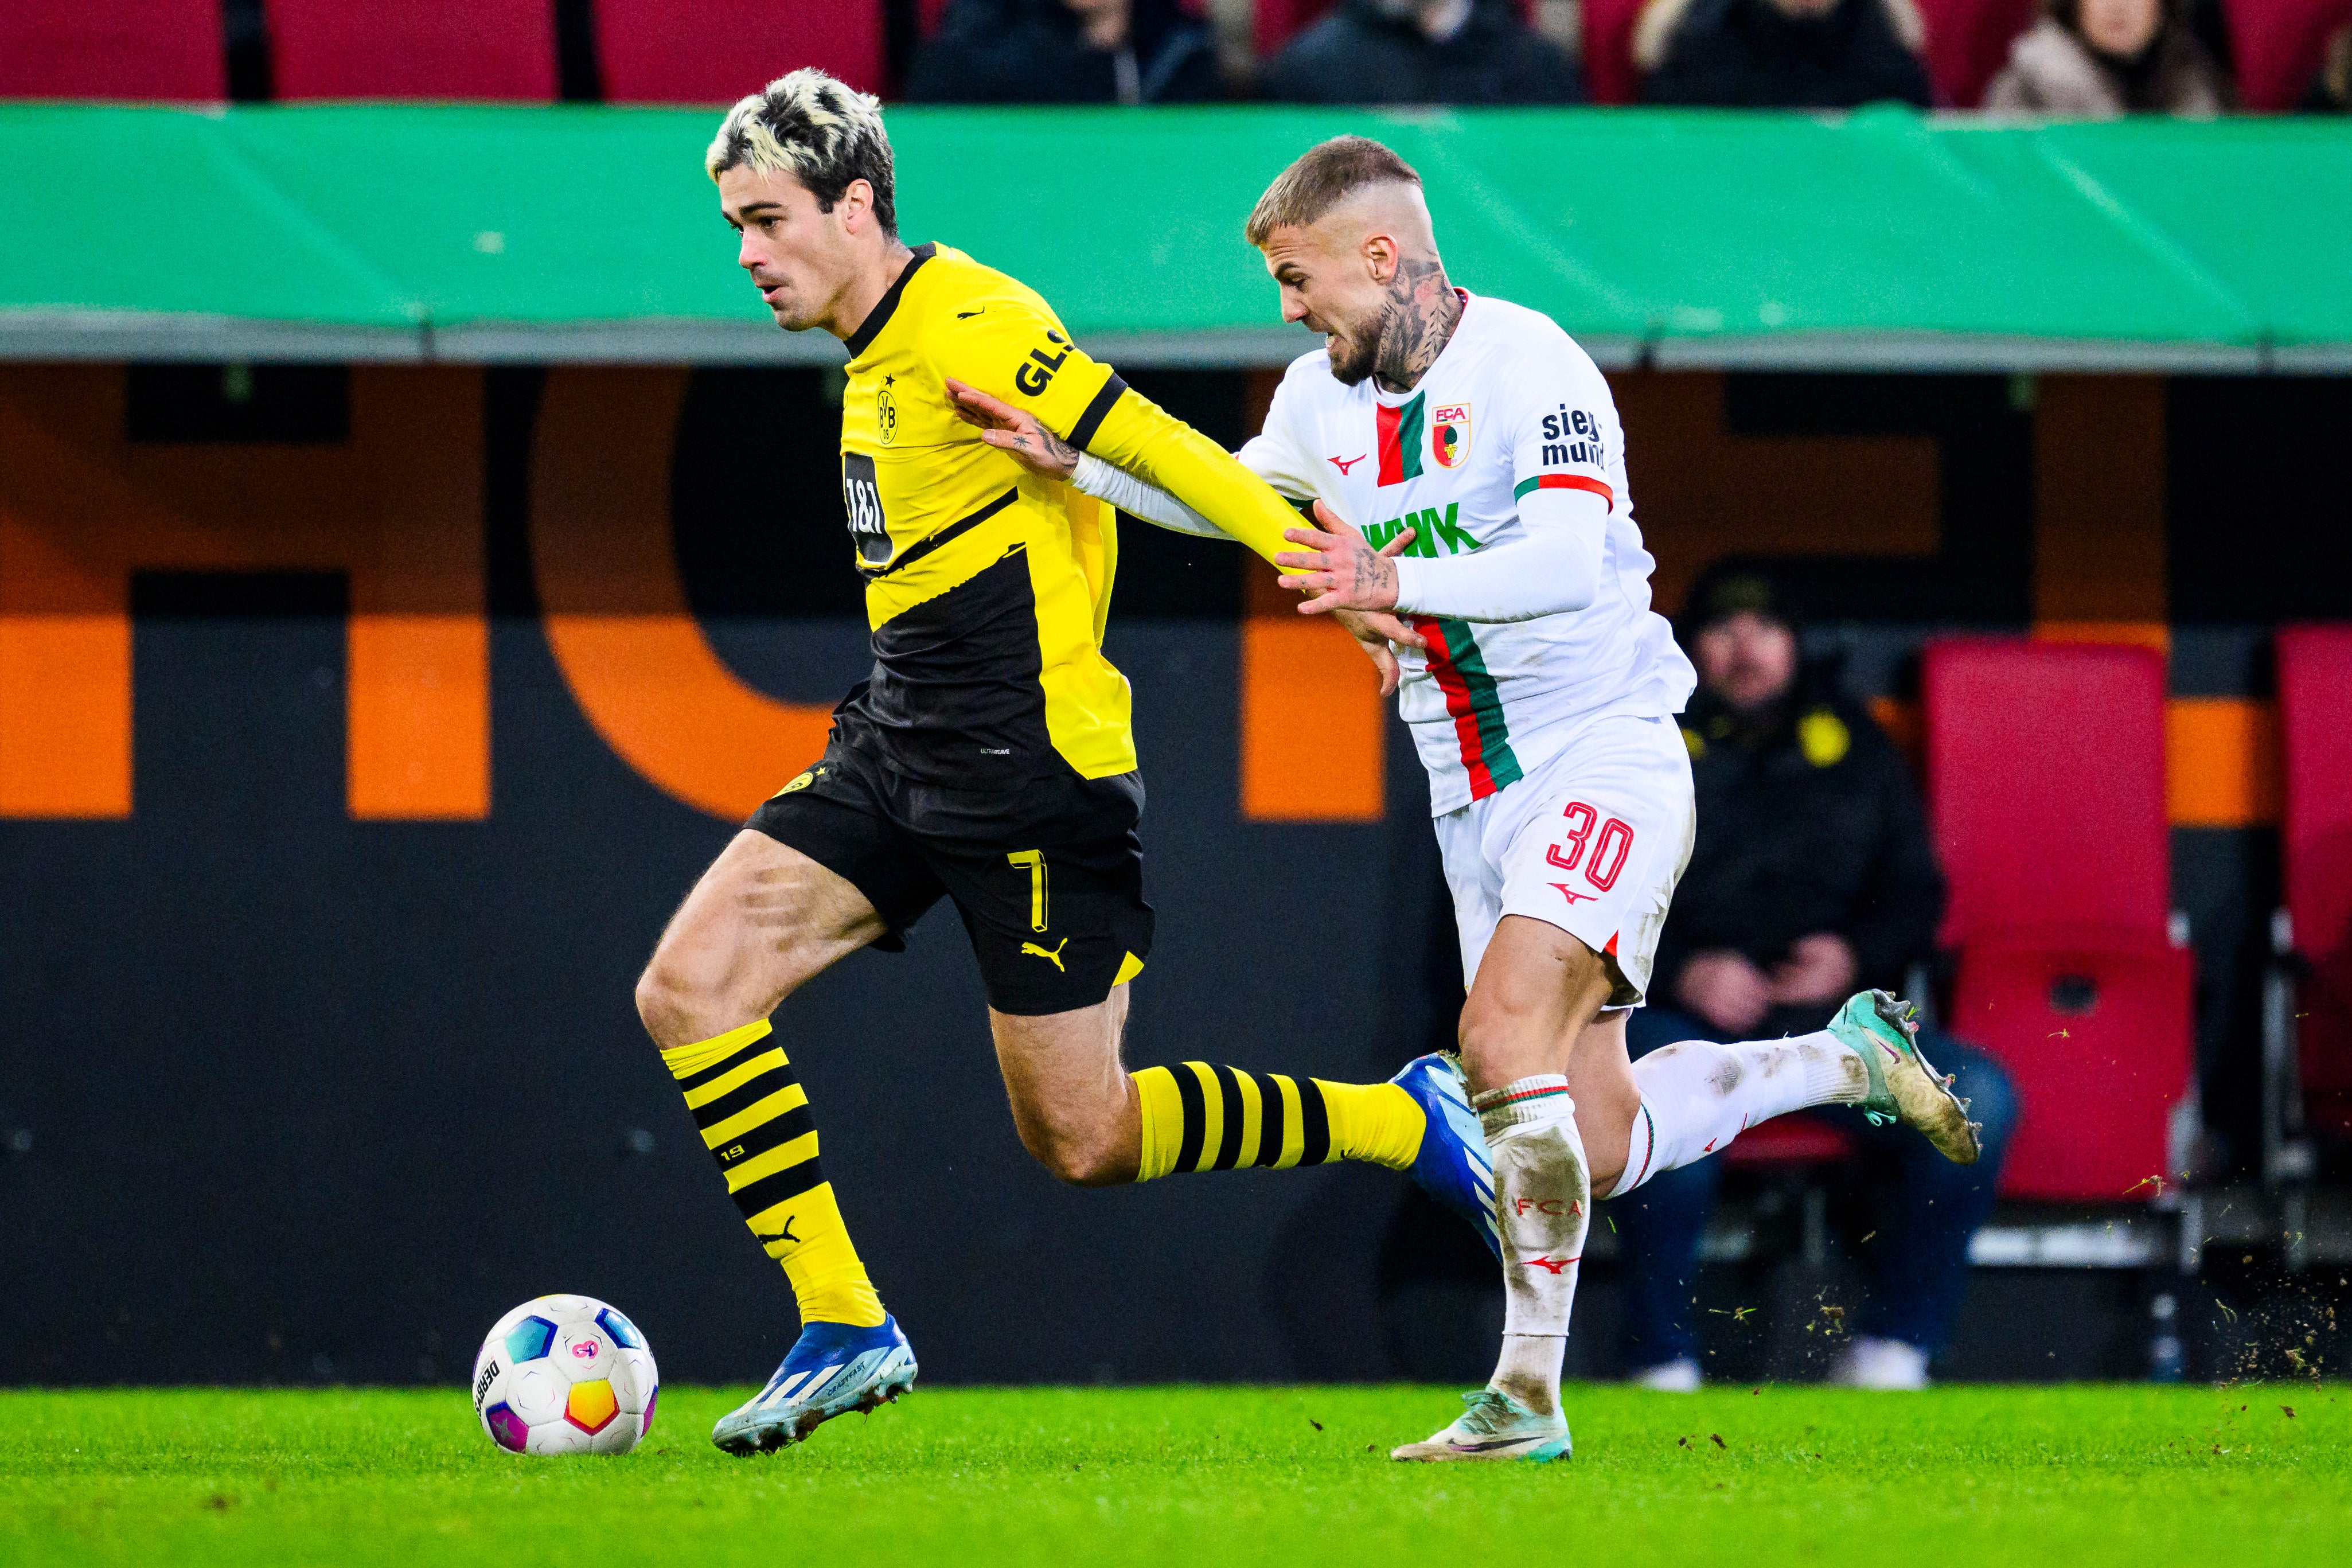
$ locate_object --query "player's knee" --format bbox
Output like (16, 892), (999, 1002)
(1456, 991), (1540, 1085)
(632, 962), (684, 1042)
(1020, 1123), (1133, 1187)
(634, 947), (718, 1046)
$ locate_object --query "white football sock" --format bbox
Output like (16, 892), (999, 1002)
(1606, 1029), (1868, 1198)
(1476, 1074), (1590, 1418)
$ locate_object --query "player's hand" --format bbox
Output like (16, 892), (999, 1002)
(1676, 950), (1772, 1035)
(1277, 500), (1410, 615)
(942, 378), (1080, 479)
(1767, 932), (1859, 1007)
(1331, 607), (1425, 697)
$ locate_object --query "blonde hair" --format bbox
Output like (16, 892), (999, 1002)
(1244, 135), (1422, 249)
(705, 69), (897, 236)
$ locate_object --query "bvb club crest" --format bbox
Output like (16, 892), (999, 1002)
(1432, 402), (1471, 469)
(877, 375), (899, 446)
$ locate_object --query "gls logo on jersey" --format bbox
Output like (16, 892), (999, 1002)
(842, 453), (891, 568)
(1539, 405), (1604, 468)
(1013, 330), (1072, 396)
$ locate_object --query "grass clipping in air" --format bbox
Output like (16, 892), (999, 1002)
(2, 1384), (2346, 1567)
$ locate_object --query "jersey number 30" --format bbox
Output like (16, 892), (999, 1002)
(1545, 801), (1633, 892)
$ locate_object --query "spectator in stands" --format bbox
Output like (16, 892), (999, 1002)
(1612, 565), (2018, 1391)
(1258, 0), (1585, 104)
(1635, 0), (1932, 108)
(904, 0), (1222, 104)
(1982, 0), (2229, 115)
(2305, 21), (2352, 111)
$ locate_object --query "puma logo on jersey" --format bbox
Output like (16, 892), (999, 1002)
(1021, 938), (1070, 970)
(1329, 453), (1367, 474)
(957, 308), (986, 318)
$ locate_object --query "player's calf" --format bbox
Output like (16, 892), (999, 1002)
(1604, 988), (1982, 1202)
(638, 830), (903, 1454)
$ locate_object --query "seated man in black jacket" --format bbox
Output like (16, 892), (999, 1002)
(904, 0), (1222, 105)
(1261, 0), (1585, 103)
(1636, 0), (1933, 108)
(1615, 566), (2016, 1390)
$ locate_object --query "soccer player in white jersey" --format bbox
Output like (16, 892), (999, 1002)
(950, 135), (1981, 1461)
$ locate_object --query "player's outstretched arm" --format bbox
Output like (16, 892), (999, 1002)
(946, 378), (1222, 539)
(945, 377), (1425, 692)
(1278, 490), (1606, 624)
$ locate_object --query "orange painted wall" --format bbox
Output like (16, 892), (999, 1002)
(0, 365), (486, 819)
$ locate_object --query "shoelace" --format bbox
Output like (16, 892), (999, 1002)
(1449, 1388), (1527, 1438)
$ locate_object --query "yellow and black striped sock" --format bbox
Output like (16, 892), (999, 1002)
(662, 1019), (886, 1328)
(1129, 1064), (1425, 1181)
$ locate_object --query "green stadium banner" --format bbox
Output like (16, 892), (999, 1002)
(1, 103), (2344, 370)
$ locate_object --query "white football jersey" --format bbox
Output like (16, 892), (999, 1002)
(1240, 291), (1694, 815)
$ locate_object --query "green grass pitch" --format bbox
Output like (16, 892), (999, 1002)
(3, 1384), (2344, 1567)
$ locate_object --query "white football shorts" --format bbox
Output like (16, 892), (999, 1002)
(1434, 712), (1695, 1008)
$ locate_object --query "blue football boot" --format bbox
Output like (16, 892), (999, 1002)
(711, 1315), (917, 1455)
(1390, 1052), (1499, 1259)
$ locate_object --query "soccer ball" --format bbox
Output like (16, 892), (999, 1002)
(471, 1294), (658, 1455)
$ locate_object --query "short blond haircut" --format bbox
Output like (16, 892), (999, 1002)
(1244, 135), (1422, 249)
(705, 68), (897, 237)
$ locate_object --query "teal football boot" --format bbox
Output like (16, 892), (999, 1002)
(1391, 1389), (1571, 1462)
(1827, 989), (1982, 1164)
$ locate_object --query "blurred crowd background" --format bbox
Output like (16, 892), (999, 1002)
(9, 0), (2339, 115)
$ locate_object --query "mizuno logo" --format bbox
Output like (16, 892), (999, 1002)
(1021, 938), (1069, 971)
(1329, 453), (1367, 474)
(1549, 883), (1594, 904)
(1522, 1255), (1581, 1274)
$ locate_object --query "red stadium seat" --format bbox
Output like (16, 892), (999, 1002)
(2274, 626), (2352, 1142)
(0, 1), (224, 100)
(1721, 1113), (1859, 1168)
(1583, 0), (1645, 104)
(597, 2), (885, 102)
(1913, 0), (2040, 106)
(2225, 0), (2352, 111)
(266, 0), (555, 101)
(1924, 638), (2192, 1202)
(1257, 0), (1336, 56)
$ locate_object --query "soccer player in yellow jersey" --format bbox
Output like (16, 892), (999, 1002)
(633, 70), (1499, 1455)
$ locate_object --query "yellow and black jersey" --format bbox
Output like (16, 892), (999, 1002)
(834, 242), (1305, 786)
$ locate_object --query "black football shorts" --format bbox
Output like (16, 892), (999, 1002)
(745, 734), (1154, 1017)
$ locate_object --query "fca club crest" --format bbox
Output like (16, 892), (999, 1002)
(877, 375), (899, 446)
(1432, 402), (1471, 469)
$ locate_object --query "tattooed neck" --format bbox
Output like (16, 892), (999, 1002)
(1371, 255), (1462, 394)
